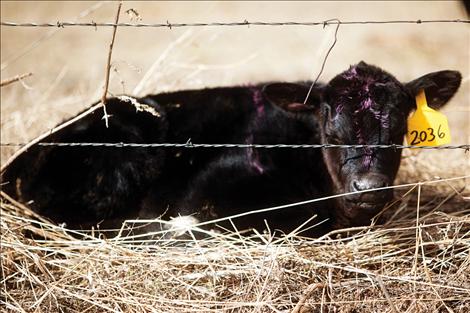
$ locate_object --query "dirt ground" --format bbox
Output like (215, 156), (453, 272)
(1, 1), (469, 177)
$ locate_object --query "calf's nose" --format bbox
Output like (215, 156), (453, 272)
(351, 174), (388, 192)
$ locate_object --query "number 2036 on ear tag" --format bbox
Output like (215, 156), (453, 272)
(406, 89), (451, 146)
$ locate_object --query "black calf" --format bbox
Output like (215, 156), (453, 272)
(1, 62), (461, 236)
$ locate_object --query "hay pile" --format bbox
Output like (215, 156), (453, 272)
(1, 174), (469, 313)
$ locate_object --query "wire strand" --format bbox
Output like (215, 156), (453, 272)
(1, 142), (469, 150)
(1, 19), (469, 28)
(2, 17), (469, 153)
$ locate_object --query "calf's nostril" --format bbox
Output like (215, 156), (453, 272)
(352, 180), (364, 191)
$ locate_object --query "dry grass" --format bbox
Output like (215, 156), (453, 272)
(1, 1), (470, 312)
(2, 176), (470, 312)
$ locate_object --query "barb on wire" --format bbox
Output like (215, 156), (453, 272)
(1, 2), (104, 71)
(1, 19), (468, 28)
(0, 142), (469, 150)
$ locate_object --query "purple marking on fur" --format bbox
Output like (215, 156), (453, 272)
(363, 153), (373, 168)
(337, 66), (393, 169)
(335, 66), (360, 114)
(335, 99), (347, 115)
(245, 88), (266, 174)
(354, 97), (378, 169)
(342, 65), (358, 80)
(361, 97), (373, 109)
(246, 135), (265, 174)
(251, 153), (265, 174)
(251, 87), (264, 117)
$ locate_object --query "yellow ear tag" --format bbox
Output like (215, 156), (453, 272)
(406, 90), (451, 146)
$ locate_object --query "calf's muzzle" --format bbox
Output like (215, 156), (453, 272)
(345, 173), (392, 211)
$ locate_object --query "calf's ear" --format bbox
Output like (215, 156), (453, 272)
(262, 83), (322, 112)
(405, 70), (462, 110)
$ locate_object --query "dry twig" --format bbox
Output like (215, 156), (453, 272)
(101, 1), (122, 128)
(0, 72), (33, 87)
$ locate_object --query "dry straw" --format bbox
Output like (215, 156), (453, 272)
(1, 173), (469, 312)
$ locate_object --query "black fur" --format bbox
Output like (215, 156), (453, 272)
(1, 62), (461, 236)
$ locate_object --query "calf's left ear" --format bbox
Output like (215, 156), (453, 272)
(405, 70), (462, 110)
(262, 83), (322, 113)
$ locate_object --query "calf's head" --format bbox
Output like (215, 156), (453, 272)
(264, 61), (461, 226)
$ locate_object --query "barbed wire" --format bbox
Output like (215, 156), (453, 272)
(2, 17), (469, 153)
(1, 19), (469, 28)
(1, 142), (469, 151)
